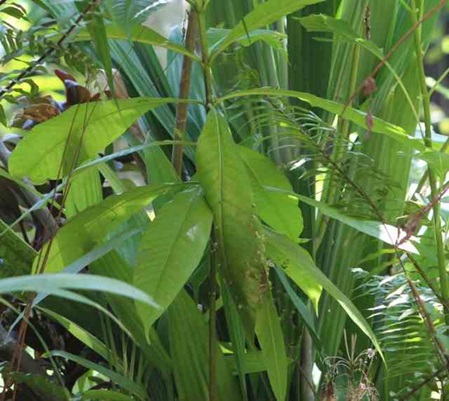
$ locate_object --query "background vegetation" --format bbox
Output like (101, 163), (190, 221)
(0, 0), (449, 400)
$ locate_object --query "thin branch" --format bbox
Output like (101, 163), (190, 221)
(171, 10), (197, 177)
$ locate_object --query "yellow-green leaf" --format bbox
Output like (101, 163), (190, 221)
(134, 190), (213, 334)
(9, 98), (177, 184)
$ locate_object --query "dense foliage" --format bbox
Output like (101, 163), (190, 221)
(0, 0), (449, 400)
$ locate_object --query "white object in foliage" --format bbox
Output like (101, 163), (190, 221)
(143, 0), (188, 68)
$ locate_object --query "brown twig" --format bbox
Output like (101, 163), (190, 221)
(171, 10), (197, 177)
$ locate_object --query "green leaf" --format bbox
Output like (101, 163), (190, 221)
(225, 351), (268, 374)
(256, 293), (288, 401)
(238, 145), (302, 240)
(64, 167), (103, 218)
(76, 25), (200, 61)
(217, 88), (424, 149)
(208, 28), (286, 54)
(0, 273), (158, 308)
(196, 109), (266, 327)
(210, 0), (324, 61)
(168, 290), (242, 401)
(266, 229), (321, 312)
(418, 149), (449, 180)
(37, 183), (184, 273)
(134, 189), (213, 333)
(265, 229), (385, 363)
(9, 98), (178, 184)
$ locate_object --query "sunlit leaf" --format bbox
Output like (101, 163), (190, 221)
(134, 189), (213, 333)
(9, 98), (179, 183)
(238, 145), (302, 240)
(0, 273), (158, 308)
(38, 183), (184, 273)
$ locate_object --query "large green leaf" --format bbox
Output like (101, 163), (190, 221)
(255, 293), (288, 401)
(217, 88), (424, 149)
(196, 109), (266, 326)
(9, 98), (178, 183)
(38, 183), (184, 273)
(168, 291), (242, 401)
(134, 189), (213, 333)
(265, 229), (384, 362)
(238, 145), (302, 240)
(210, 0), (324, 61)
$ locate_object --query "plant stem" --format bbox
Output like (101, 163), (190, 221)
(198, 13), (213, 107)
(196, 5), (217, 401)
(171, 10), (197, 177)
(411, 0), (449, 314)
